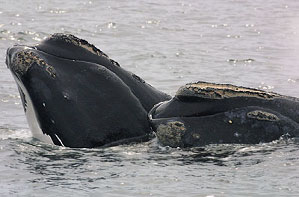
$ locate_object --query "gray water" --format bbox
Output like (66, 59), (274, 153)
(0, 0), (299, 196)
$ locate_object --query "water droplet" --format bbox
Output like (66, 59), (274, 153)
(245, 24), (254, 27)
(288, 79), (296, 83)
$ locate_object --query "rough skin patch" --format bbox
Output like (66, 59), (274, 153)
(156, 121), (186, 147)
(247, 110), (279, 121)
(43, 33), (109, 58)
(176, 81), (280, 100)
(12, 50), (56, 78)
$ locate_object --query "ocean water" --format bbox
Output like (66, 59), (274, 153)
(0, 0), (299, 196)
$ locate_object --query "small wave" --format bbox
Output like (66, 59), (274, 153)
(0, 126), (31, 140)
(227, 58), (255, 64)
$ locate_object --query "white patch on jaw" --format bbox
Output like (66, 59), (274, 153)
(55, 134), (65, 146)
(26, 94), (54, 144)
(14, 76), (54, 144)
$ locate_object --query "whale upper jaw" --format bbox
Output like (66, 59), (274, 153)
(6, 45), (54, 80)
(6, 46), (27, 77)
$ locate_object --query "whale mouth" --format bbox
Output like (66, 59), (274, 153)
(148, 97), (227, 121)
(147, 99), (224, 123)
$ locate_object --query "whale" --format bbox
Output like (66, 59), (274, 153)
(6, 33), (299, 148)
(148, 82), (299, 147)
(6, 34), (170, 148)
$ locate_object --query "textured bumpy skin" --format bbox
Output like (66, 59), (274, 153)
(6, 34), (170, 148)
(149, 81), (299, 147)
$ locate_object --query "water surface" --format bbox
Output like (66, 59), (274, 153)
(1, 0), (299, 196)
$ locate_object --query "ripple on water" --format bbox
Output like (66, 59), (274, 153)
(1, 0), (299, 196)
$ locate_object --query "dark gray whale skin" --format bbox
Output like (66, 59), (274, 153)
(6, 34), (170, 148)
(149, 82), (299, 147)
(35, 34), (171, 112)
(6, 33), (299, 149)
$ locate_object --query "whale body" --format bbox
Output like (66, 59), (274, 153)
(6, 34), (299, 148)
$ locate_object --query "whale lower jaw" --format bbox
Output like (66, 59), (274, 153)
(25, 91), (54, 145)
(15, 75), (54, 145)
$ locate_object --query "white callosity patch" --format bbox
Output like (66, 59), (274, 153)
(156, 121), (186, 147)
(12, 49), (56, 78)
(44, 33), (109, 58)
(247, 110), (279, 122)
(176, 81), (281, 100)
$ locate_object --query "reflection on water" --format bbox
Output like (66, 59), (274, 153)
(1, 134), (299, 196)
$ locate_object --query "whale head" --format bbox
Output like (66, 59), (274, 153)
(6, 34), (156, 148)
